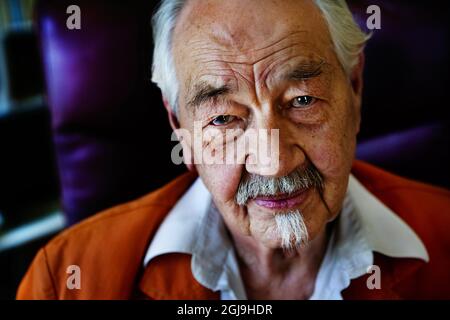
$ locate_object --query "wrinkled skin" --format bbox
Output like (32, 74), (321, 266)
(165, 0), (364, 298)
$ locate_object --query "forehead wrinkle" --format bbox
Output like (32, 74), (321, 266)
(250, 31), (307, 53)
(174, 0), (336, 89)
(188, 56), (254, 89)
(197, 30), (309, 61)
(186, 31), (312, 67)
(186, 32), (330, 94)
(186, 66), (241, 99)
(253, 44), (321, 84)
(188, 44), (309, 101)
(190, 61), (246, 91)
(177, 8), (335, 110)
(184, 62), (235, 95)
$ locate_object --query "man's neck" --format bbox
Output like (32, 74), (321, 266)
(228, 224), (330, 300)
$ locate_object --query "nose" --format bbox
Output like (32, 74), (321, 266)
(244, 111), (305, 177)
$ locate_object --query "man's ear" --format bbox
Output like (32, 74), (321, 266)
(162, 97), (180, 131)
(350, 52), (365, 134)
(162, 96), (197, 173)
(351, 52), (365, 101)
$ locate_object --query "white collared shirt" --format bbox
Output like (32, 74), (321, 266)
(143, 175), (429, 300)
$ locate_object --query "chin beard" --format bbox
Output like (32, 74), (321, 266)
(274, 209), (309, 251)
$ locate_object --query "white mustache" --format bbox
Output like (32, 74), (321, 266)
(235, 164), (324, 206)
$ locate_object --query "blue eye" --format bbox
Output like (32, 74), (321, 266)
(291, 96), (315, 108)
(210, 115), (236, 126)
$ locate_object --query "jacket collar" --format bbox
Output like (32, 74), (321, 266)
(347, 175), (428, 262)
(139, 253), (219, 300)
(137, 254), (425, 300)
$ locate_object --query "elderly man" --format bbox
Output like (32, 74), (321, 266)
(18, 0), (450, 300)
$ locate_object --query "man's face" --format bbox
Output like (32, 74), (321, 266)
(171, 0), (362, 248)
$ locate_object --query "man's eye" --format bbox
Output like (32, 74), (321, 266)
(210, 115), (236, 126)
(291, 96), (316, 108)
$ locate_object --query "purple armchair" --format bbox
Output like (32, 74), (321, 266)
(35, 0), (184, 224)
(35, 0), (449, 224)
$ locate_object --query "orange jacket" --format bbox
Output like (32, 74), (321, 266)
(16, 161), (450, 299)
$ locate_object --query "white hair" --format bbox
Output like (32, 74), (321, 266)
(151, 0), (370, 114)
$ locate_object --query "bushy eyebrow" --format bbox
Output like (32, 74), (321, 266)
(283, 60), (325, 81)
(187, 81), (232, 110)
(186, 61), (326, 110)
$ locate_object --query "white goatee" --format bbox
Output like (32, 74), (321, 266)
(274, 210), (309, 250)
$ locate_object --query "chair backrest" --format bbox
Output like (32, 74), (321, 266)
(35, 0), (184, 224)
